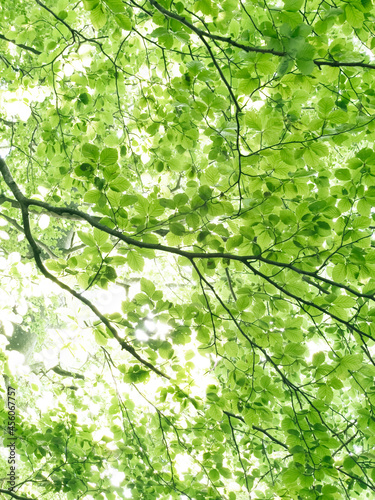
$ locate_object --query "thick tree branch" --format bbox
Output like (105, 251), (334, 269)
(20, 198), (375, 302)
(51, 365), (85, 380)
(2, 166), (372, 303)
(147, 0), (375, 71)
(0, 489), (33, 500)
(0, 158), (170, 381)
(252, 255), (375, 302)
(0, 194), (99, 222)
(2, 173), (373, 313)
(0, 33), (41, 55)
(147, 0), (286, 56)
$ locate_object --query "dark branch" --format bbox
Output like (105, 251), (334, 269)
(51, 365), (85, 380)
(0, 158), (170, 381)
(0, 33), (41, 55)
(223, 411), (288, 450)
(147, 0), (375, 71)
(0, 489), (34, 500)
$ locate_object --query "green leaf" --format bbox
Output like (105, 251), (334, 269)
(93, 227), (109, 246)
(186, 60), (205, 76)
(90, 4), (107, 30)
(84, 189), (101, 203)
(283, 0), (303, 11)
(285, 343), (306, 358)
(208, 468), (220, 482)
(352, 216), (370, 229)
(340, 354), (362, 371)
(115, 14), (132, 30)
(140, 278), (155, 297)
(283, 468), (300, 484)
(224, 341), (238, 357)
(103, 0), (125, 13)
(357, 199), (371, 217)
(333, 295), (356, 309)
(100, 148), (118, 166)
(335, 169), (351, 181)
(284, 327), (303, 343)
(169, 223), (185, 235)
(80, 88), (92, 105)
(332, 264), (346, 282)
(343, 456), (357, 470)
(74, 163), (94, 178)
(77, 231), (96, 247)
(197, 326), (210, 343)
(296, 58), (315, 75)
(345, 4), (364, 28)
(207, 405), (223, 421)
(109, 176), (130, 192)
(127, 251), (144, 271)
(82, 143), (100, 161)
(317, 98), (334, 118)
(236, 295), (250, 311)
(83, 0), (99, 10)
(312, 352), (325, 367)
(317, 385), (333, 402)
(94, 328), (108, 346)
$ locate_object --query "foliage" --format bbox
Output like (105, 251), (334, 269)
(1, 0), (375, 498)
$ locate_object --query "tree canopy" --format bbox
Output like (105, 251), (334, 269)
(1, 0), (375, 498)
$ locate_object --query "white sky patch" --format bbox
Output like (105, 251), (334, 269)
(38, 186), (50, 197)
(250, 100), (266, 111)
(141, 151), (150, 163)
(108, 468), (125, 487)
(85, 283), (128, 313)
(78, 44), (94, 67)
(93, 427), (114, 442)
(59, 341), (88, 370)
(62, 63), (75, 77)
(0, 229), (9, 240)
(35, 344), (60, 370)
(6, 350), (27, 376)
(306, 339), (330, 363)
(135, 329), (149, 341)
(122, 487), (132, 498)
(174, 453), (198, 479)
(38, 214), (50, 230)
(1, 86), (51, 121)
(36, 390), (56, 412)
(3, 100), (31, 121)
(138, 65), (151, 80)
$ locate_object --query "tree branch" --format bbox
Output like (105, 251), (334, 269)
(0, 489), (34, 500)
(147, 0), (375, 71)
(147, 0), (285, 56)
(0, 212), (58, 259)
(0, 158), (170, 381)
(223, 410), (288, 449)
(225, 267), (237, 301)
(0, 33), (41, 55)
(2, 173), (373, 304)
(51, 365), (85, 380)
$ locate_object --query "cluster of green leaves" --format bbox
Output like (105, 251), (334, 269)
(1, 0), (375, 499)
